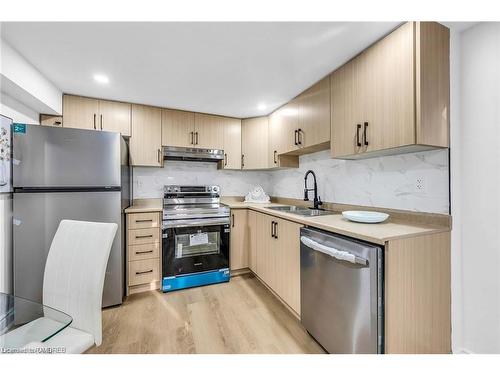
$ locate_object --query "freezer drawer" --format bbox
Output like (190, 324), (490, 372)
(13, 191), (124, 307)
(300, 227), (383, 354)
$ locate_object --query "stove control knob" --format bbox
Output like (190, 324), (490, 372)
(212, 186), (219, 193)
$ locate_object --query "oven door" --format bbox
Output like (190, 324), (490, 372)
(162, 217), (230, 277)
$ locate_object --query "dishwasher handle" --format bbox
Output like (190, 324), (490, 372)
(300, 236), (368, 266)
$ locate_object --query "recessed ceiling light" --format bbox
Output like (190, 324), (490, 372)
(257, 103), (266, 111)
(93, 74), (109, 84)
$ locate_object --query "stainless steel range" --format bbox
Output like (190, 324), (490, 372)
(161, 185), (230, 292)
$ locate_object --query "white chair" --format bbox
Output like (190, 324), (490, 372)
(2, 220), (117, 353)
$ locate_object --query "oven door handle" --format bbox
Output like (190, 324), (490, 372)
(162, 217), (230, 229)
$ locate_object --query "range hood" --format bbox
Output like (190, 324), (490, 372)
(163, 146), (224, 162)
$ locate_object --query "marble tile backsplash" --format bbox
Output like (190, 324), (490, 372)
(133, 160), (272, 199)
(269, 149), (449, 214)
(133, 149), (450, 214)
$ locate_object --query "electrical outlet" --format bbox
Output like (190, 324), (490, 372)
(415, 177), (425, 193)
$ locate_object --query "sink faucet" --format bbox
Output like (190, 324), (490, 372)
(304, 170), (323, 209)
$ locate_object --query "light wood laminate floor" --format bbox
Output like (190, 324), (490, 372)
(88, 273), (325, 354)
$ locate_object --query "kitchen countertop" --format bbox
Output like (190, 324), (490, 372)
(125, 197), (450, 245)
(124, 198), (163, 213)
(221, 199), (450, 245)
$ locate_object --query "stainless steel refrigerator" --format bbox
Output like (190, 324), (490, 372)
(12, 124), (130, 307)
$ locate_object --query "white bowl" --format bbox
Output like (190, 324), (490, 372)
(342, 210), (389, 224)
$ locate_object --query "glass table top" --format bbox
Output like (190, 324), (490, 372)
(0, 292), (72, 353)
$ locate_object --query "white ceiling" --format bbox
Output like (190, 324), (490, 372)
(1, 22), (400, 118)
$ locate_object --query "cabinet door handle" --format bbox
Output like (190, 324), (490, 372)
(274, 221), (278, 239)
(100, 114), (103, 130)
(297, 128), (302, 145)
(363, 122), (369, 146)
(356, 124), (362, 147)
(224, 153), (228, 166)
(158, 149), (162, 164)
(232, 214), (235, 227)
(135, 234), (153, 239)
(271, 221), (274, 238)
(135, 219), (153, 223)
(195, 132), (199, 145)
(273, 150), (277, 164)
(136, 269), (153, 275)
(190, 131), (194, 145)
(241, 154), (244, 168)
(136, 250), (154, 255)
(294, 129), (298, 145)
(93, 114), (96, 130)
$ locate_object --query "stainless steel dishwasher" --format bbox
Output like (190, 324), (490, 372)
(300, 227), (384, 354)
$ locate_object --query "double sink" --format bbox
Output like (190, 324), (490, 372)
(266, 205), (335, 217)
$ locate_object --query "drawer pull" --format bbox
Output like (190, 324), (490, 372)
(135, 219), (153, 223)
(136, 269), (153, 275)
(135, 234), (153, 239)
(136, 250), (154, 255)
